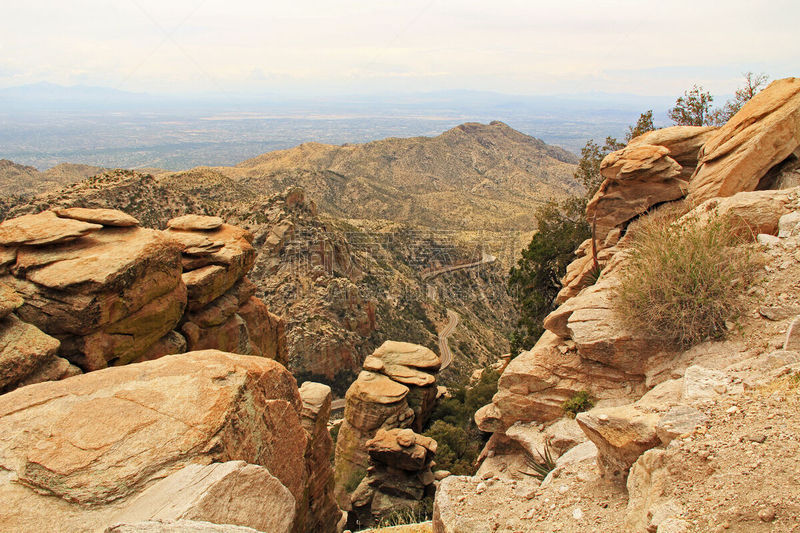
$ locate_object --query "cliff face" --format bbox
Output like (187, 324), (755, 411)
(435, 77), (800, 532)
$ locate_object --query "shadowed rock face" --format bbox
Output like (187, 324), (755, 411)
(0, 209), (287, 391)
(0, 350), (341, 532)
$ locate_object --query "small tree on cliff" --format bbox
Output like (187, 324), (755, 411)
(625, 110), (655, 142)
(710, 72), (769, 125)
(668, 85), (714, 126)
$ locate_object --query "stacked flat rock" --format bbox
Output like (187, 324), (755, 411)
(0, 208), (186, 372)
(349, 427), (437, 529)
(0, 209), (288, 393)
(334, 341), (440, 510)
(166, 216), (288, 365)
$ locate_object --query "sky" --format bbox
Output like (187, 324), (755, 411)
(2, 0), (798, 97)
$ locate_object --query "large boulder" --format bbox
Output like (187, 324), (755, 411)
(0, 313), (79, 393)
(679, 188), (795, 238)
(0, 210), (102, 246)
(0, 350), (331, 532)
(575, 405), (661, 483)
(4, 224), (185, 370)
(689, 77), (800, 204)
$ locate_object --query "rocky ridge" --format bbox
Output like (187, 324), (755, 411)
(435, 77), (800, 532)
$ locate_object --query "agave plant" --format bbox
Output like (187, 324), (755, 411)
(523, 441), (556, 481)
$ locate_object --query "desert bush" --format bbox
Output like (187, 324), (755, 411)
(523, 441), (556, 481)
(562, 390), (594, 417)
(614, 213), (756, 348)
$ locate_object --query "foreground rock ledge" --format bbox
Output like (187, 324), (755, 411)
(0, 350), (335, 532)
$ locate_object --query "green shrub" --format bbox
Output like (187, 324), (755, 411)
(523, 442), (556, 481)
(562, 390), (594, 417)
(614, 214), (756, 348)
(343, 467), (366, 493)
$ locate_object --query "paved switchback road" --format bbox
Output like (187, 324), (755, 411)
(438, 309), (459, 370)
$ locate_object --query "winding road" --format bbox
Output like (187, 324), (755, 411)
(438, 309), (459, 370)
(421, 254), (496, 280)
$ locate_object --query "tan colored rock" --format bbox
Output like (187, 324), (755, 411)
(54, 207), (140, 227)
(0, 350), (318, 532)
(237, 295), (287, 365)
(631, 126), (717, 176)
(576, 405), (661, 482)
(0, 282), (23, 318)
(69, 281), (187, 369)
(106, 520), (261, 532)
(655, 405), (708, 446)
(182, 313), (250, 355)
(109, 461), (295, 533)
(689, 77), (800, 204)
(9, 227), (183, 336)
(167, 215), (224, 231)
(347, 370), (410, 405)
(474, 402), (505, 433)
(297, 382), (342, 533)
(491, 331), (642, 427)
(0, 351), (307, 504)
(130, 330), (187, 364)
(625, 449), (672, 532)
(0, 210), (102, 246)
(680, 188), (794, 238)
(366, 428), (436, 471)
(0, 313), (65, 393)
(544, 417), (588, 456)
(366, 341), (441, 386)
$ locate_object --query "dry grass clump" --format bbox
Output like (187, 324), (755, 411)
(614, 212), (757, 348)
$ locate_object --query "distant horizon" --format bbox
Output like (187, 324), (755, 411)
(2, 2), (796, 97)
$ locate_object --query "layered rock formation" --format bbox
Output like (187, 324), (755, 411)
(349, 428), (437, 529)
(0, 350), (340, 532)
(0, 209), (286, 393)
(443, 76), (800, 533)
(334, 341), (440, 513)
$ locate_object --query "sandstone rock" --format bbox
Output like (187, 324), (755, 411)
(167, 215), (224, 231)
(587, 144), (684, 241)
(0, 282), (23, 318)
(131, 330), (187, 364)
(474, 402), (505, 433)
(544, 417), (588, 456)
(0, 313), (70, 393)
(683, 365), (743, 401)
(105, 520), (261, 532)
(689, 77), (800, 204)
(109, 461), (295, 533)
(297, 382), (342, 532)
(491, 331), (641, 427)
(365, 341), (441, 386)
(54, 207), (140, 227)
(778, 211), (800, 237)
(576, 405), (661, 482)
(635, 379), (684, 411)
(0, 210), (102, 246)
(655, 405), (708, 446)
(238, 295), (287, 364)
(630, 126), (718, 175)
(347, 370), (410, 407)
(681, 188), (793, 238)
(626, 449), (672, 532)
(0, 350), (311, 532)
(366, 428), (436, 471)
(785, 316), (800, 351)
(9, 226), (183, 337)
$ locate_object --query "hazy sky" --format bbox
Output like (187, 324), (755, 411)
(2, 0), (798, 96)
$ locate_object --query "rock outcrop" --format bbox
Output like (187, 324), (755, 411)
(0, 350), (339, 532)
(0, 210), (286, 393)
(334, 341), (440, 511)
(349, 428), (437, 529)
(688, 77), (800, 204)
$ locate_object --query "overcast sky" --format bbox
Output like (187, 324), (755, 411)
(2, 0), (797, 97)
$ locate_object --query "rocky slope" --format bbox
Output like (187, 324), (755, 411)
(0, 158), (104, 197)
(197, 121), (579, 232)
(433, 77), (800, 532)
(2, 171), (514, 387)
